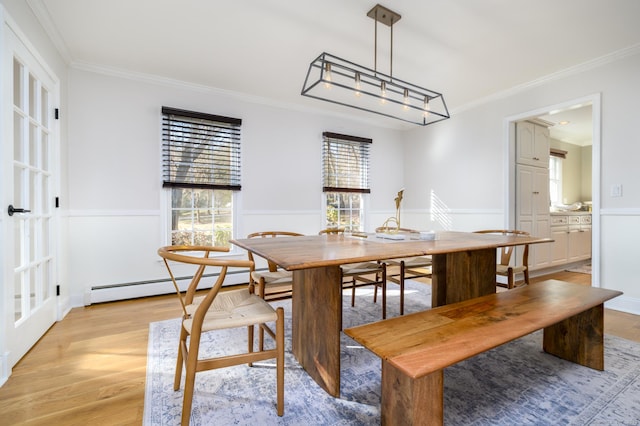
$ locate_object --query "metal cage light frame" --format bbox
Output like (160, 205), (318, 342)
(301, 4), (450, 126)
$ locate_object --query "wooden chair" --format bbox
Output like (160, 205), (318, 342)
(384, 256), (432, 315)
(318, 227), (345, 235)
(158, 245), (285, 425)
(341, 261), (388, 317)
(474, 229), (531, 289)
(320, 229), (389, 319)
(246, 231), (304, 301)
(375, 227), (432, 316)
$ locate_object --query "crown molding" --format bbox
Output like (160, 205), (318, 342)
(452, 43), (640, 115)
(26, 0), (72, 64)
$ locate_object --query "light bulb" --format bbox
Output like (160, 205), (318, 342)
(423, 96), (431, 117)
(324, 62), (332, 89)
(354, 72), (361, 97)
(403, 88), (410, 110)
(380, 81), (387, 104)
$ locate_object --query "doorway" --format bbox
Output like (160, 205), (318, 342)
(505, 94), (601, 287)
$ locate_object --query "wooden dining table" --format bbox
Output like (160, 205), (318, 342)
(231, 231), (552, 397)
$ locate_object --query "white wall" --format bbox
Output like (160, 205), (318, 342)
(3, 0), (639, 316)
(66, 68), (404, 305)
(400, 104), (507, 232)
(551, 138), (591, 204)
(402, 48), (640, 313)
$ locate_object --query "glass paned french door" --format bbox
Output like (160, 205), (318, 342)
(3, 22), (59, 370)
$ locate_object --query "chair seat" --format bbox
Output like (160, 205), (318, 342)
(251, 270), (292, 284)
(496, 264), (527, 275)
(185, 289), (278, 332)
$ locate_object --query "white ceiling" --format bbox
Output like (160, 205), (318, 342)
(540, 105), (593, 147)
(28, 0), (640, 131)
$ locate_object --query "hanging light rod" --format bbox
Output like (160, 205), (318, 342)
(301, 4), (450, 126)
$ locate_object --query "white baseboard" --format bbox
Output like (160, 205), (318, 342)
(605, 295), (640, 316)
(0, 351), (8, 388)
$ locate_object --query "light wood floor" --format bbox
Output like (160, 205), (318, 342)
(0, 271), (638, 425)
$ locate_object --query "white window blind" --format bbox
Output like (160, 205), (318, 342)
(162, 106), (242, 190)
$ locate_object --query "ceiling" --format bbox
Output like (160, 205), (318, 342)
(540, 105), (593, 147)
(28, 0), (640, 131)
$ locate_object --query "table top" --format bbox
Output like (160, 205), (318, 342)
(231, 231), (552, 271)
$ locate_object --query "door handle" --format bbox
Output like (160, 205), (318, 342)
(8, 205), (31, 216)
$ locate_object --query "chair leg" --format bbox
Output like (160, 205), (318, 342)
(507, 267), (514, 289)
(400, 261), (405, 316)
(258, 278), (266, 351)
(181, 332), (201, 426)
(276, 307), (285, 416)
(524, 268), (530, 286)
(381, 264), (387, 319)
(351, 277), (356, 307)
(248, 324), (254, 367)
(174, 327), (188, 391)
(258, 322), (266, 351)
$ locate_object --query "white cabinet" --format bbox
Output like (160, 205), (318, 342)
(516, 121), (550, 167)
(550, 214), (592, 265)
(551, 216), (569, 267)
(568, 215), (592, 262)
(516, 164), (551, 270)
(516, 119), (552, 270)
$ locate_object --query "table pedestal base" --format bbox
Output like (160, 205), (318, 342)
(432, 249), (496, 307)
(292, 266), (342, 397)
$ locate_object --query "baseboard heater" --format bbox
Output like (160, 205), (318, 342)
(89, 267), (260, 305)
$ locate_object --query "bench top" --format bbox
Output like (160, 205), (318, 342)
(344, 280), (622, 379)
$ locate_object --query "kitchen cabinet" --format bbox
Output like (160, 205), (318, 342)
(551, 216), (570, 267)
(550, 213), (592, 265)
(516, 120), (550, 167)
(568, 215), (592, 262)
(516, 119), (553, 270)
(516, 164), (551, 270)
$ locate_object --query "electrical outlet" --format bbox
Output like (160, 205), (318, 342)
(610, 184), (623, 197)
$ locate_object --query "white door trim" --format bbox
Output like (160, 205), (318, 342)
(503, 93), (601, 287)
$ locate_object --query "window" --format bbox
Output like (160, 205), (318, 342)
(549, 150), (565, 206)
(322, 132), (371, 232)
(162, 107), (241, 247)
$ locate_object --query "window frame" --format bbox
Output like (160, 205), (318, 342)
(549, 154), (563, 206)
(321, 132), (371, 232)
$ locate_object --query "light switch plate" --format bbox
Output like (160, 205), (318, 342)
(611, 184), (623, 197)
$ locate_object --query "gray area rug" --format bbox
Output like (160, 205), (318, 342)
(144, 281), (640, 425)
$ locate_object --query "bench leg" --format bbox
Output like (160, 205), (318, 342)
(381, 361), (444, 426)
(543, 303), (605, 370)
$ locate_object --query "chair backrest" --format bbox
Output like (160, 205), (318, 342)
(474, 229), (530, 267)
(318, 228), (345, 235)
(158, 245), (254, 318)
(246, 231), (304, 272)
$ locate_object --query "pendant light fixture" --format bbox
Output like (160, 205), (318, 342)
(301, 4), (450, 126)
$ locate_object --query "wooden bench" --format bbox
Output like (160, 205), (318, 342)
(344, 279), (622, 425)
